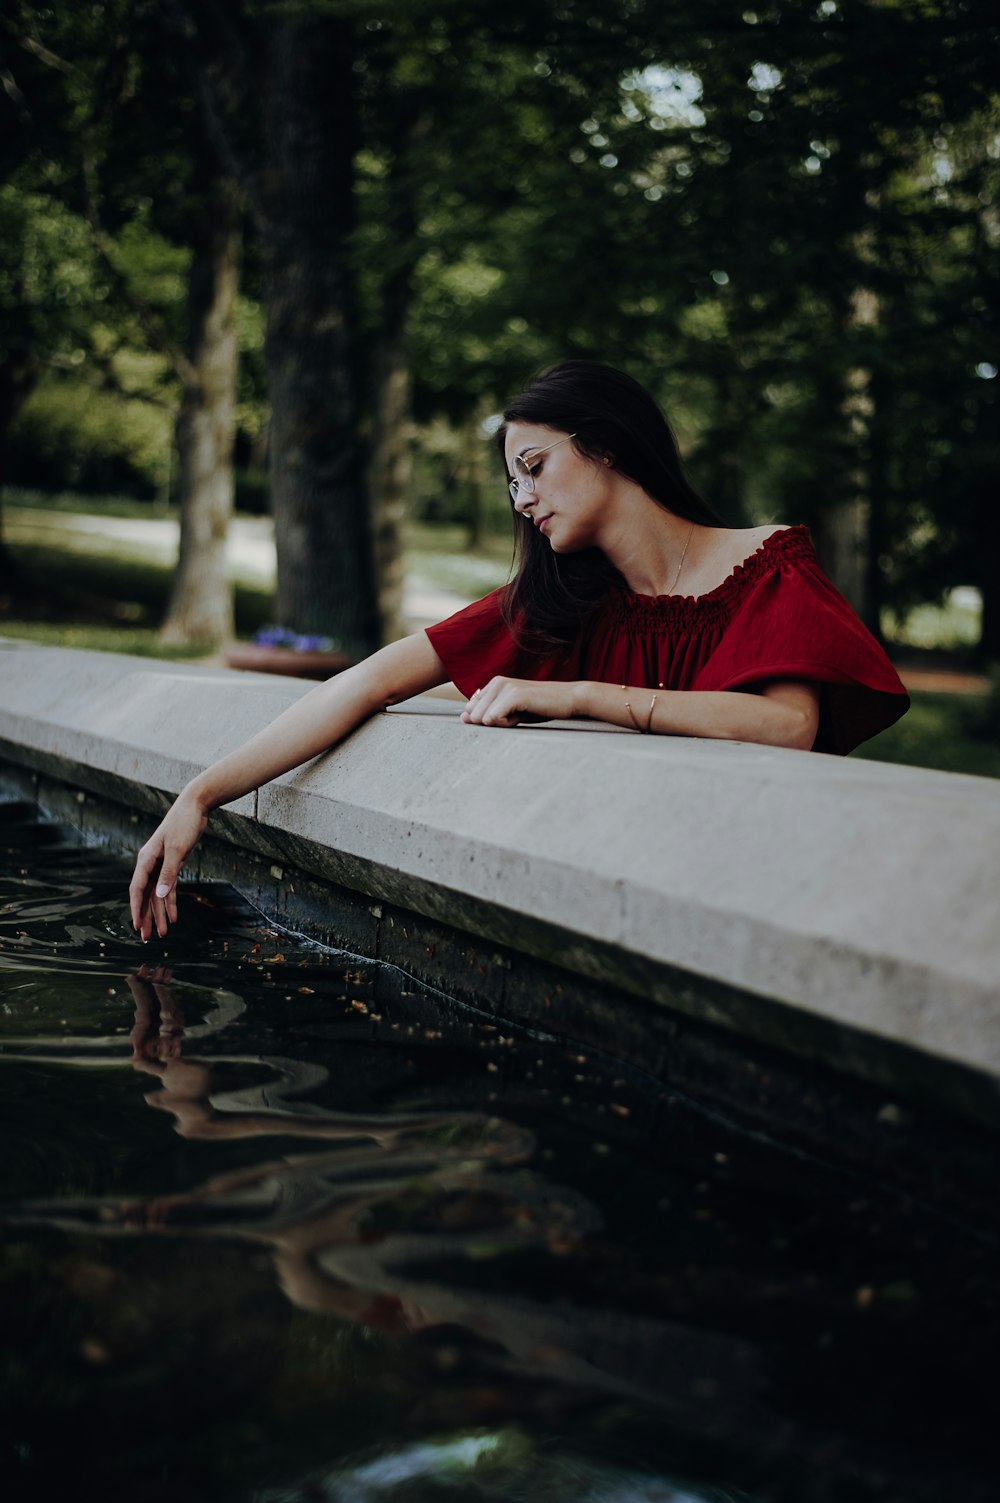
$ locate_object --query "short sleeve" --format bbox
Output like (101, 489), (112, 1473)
(692, 543), (909, 755)
(425, 588), (541, 697)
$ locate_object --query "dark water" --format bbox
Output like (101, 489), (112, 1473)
(0, 802), (997, 1503)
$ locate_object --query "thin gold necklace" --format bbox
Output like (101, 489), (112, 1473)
(668, 522), (695, 595)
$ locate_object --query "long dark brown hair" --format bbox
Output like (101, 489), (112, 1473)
(497, 361), (722, 648)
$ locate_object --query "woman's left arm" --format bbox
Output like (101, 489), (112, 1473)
(461, 677), (820, 751)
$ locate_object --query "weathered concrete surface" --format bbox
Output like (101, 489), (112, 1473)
(1, 637), (998, 1097)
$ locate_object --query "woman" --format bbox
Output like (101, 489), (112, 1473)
(130, 360), (908, 941)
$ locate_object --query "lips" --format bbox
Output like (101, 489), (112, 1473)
(536, 515), (553, 533)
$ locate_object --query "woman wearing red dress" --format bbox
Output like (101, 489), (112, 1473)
(130, 361), (908, 941)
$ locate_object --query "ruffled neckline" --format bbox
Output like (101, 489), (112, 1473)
(610, 525), (814, 626)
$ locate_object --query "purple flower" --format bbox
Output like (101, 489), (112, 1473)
(253, 625), (340, 652)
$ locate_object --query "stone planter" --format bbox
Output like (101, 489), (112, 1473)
(223, 644), (353, 681)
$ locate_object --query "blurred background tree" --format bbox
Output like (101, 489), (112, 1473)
(0, 0), (996, 663)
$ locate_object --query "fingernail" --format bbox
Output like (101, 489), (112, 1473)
(155, 883), (169, 898)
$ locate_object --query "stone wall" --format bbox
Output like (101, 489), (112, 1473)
(2, 636), (998, 1119)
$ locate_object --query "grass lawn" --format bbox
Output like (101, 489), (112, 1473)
(2, 493), (511, 650)
(852, 692), (1000, 779)
(3, 541), (273, 653)
(3, 490), (997, 779)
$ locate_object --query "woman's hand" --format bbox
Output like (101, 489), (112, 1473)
(129, 790), (209, 941)
(461, 677), (583, 728)
(124, 633), (449, 941)
(463, 676), (819, 747)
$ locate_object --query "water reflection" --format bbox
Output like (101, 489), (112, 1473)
(7, 964), (762, 1426)
(1, 800), (997, 1503)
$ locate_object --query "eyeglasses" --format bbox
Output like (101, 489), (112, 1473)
(508, 433), (577, 502)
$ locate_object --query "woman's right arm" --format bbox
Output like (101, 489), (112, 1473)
(129, 631), (448, 941)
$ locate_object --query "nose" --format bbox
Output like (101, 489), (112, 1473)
(512, 482), (535, 515)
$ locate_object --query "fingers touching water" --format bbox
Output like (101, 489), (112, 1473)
(128, 793), (208, 941)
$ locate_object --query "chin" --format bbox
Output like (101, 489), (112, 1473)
(544, 530), (574, 553)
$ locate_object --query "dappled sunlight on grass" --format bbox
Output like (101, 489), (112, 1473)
(0, 620), (213, 658)
(3, 537), (273, 638)
(2, 485), (177, 521)
(853, 692), (1000, 780)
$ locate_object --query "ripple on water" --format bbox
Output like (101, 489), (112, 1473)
(1, 801), (998, 1503)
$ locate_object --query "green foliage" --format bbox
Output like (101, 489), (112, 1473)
(855, 690), (1000, 779)
(376, 0), (1000, 612)
(961, 665), (1000, 745)
(0, 183), (101, 360)
(3, 0), (998, 637)
(0, 0), (267, 514)
(9, 374), (172, 496)
(113, 217), (189, 313)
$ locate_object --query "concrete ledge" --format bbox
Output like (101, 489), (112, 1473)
(1, 638), (998, 1105)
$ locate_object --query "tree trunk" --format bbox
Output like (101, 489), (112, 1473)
(159, 182), (241, 648)
(692, 359), (749, 526)
(0, 348), (40, 602)
(973, 478), (1000, 664)
(367, 104), (428, 644)
(465, 404), (493, 551)
(368, 321), (410, 643)
(979, 587), (1000, 665)
(862, 351), (891, 641)
(261, 18), (378, 656)
(823, 284), (878, 622)
(813, 498), (867, 616)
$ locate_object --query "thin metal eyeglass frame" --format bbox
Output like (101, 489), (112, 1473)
(508, 433), (577, 503)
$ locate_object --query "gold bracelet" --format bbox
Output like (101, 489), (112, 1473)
(622, 685), (645, 733)
(644, 694), (658, 733)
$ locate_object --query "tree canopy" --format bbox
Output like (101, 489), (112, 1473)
(1, 0), (997, 650)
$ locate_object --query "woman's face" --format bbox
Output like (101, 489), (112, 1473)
(504, 423), (613, 554)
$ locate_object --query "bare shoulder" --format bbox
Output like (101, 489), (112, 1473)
(714, 524), (792, 570)
(743, 523), (791, 548)
(686, 523), (799, 598)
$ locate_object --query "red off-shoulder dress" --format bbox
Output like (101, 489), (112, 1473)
(425, 527), (909, 755)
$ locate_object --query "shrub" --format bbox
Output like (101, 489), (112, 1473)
(7, 373), (172, 498)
